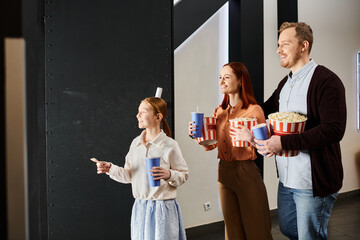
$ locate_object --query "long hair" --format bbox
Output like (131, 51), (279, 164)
(142, 97), (172, 138)
(221, 62), (257, 110)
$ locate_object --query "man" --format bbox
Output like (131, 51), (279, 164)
(256, 22), (346, 239)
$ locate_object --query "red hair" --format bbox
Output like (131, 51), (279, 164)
(142, 97), (172, 138)
(221, 62), (257, 110)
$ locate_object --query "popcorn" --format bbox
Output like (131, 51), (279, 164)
(268, 112), (307, 157)
(268, 112), (307, 122)
(231, 117), (256, 121)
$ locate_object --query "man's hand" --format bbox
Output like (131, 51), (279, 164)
(254, 135), (282, 157)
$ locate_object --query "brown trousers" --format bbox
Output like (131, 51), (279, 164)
(218, 160), (273, 240)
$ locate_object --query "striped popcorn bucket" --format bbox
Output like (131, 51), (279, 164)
(269, 118), (306, 157)
(196, 117), (217, 145)
(229, 118), (257, 147)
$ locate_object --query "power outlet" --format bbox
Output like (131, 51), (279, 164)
(203, 201), (211, 211)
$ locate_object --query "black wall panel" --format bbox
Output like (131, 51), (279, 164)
(229, 0), (264, 176)
(229, 0), (264, 103)
(277, 0), (298, 29)
(23, 0), (47, 239)
(44, 1), (172, 239)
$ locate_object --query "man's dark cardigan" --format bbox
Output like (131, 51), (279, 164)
(261, 65), (346, 197)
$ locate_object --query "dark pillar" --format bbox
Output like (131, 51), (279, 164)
(229, 0), (264, 175)
(23, 0), (47, 238)
(277, 0), (298, 29)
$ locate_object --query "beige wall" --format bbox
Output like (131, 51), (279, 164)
(298, 0), (360, 193)
(174, 4), (228, 228)
(5, 38), (29, 240)
(264, 0), (360, 209)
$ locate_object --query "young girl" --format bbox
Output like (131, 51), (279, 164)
(189, 62), (272, 240)
(92, 97), (189, 240)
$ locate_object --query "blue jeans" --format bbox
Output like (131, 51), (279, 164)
(277, 182), (338, 240)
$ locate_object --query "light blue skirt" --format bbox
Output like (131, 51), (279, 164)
(131, 199), (187, 240)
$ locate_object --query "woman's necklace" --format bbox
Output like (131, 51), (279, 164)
(229, 104), (236, 114)
(229, 101), (242, 114)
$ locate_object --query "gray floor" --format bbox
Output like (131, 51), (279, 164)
(187, 192), (360, 239)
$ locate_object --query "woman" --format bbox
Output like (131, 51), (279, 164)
(189, 62), (272, 239)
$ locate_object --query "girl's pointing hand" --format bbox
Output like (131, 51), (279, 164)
(91, 158), (111, 174)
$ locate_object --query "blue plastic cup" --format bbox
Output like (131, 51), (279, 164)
(145, 157), (161, 187)
(191, 112), (204, 138)
(252, 123), (269, 155)
(252, 123), (269, 140)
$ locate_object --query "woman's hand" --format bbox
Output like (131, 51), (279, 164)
(188, 121), (196, 137)
(150, 167), (171, 181)
(229, 125), (254, 144)
(212, 107), (218, 117)
(91, 158), (111, 174)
